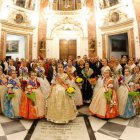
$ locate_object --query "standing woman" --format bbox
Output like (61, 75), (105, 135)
(94, 58), (110, 95)
(89, 70), (119, 119)
(19, 60), (29, 90)
(20, 71), (45, 119)
(65, 59), (83, 106)
(35, 60), (50, 97)
(76, 59), (85, 78)
(0, 67), (7, 113)
(3, 70), (22, 118)
(7, 59), (16, 76)
(46, 63), (77, 123)
(132, 66), (140, 114)
(117, 68), (136, 118)
(81, 62), (95, 104)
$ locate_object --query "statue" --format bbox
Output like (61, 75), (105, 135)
(89, 39), (96, 51)
(39, 39), (46, 50)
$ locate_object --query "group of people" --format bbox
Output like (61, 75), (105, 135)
(0, 55), (140, 123)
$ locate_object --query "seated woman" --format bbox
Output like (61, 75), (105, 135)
(0, 67), (7, 113)
(89, 69), (119, 119)
(20, 71), (45, 119)
(46, 63), (77, 123)
(117, 68), (136, 118)
(35, 60), (50, 97)
(3, 70), (22, 118)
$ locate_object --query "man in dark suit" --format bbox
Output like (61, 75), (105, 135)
(93, 56), (102, 77)
(47, 59), (57, 83)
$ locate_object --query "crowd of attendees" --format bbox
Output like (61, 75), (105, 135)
(0, 55), (140, 123)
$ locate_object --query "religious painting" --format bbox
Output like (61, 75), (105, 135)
(111, 39), (127, 52)
(6, 40), (19, 53)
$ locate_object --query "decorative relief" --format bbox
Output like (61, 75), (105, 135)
(15, 13), (24, 23)
(103, 9), (127, 25)
(7, 9), (31, 26)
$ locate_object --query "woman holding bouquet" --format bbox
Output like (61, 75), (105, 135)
(46, 63), (77, 123)
(19, 60), (29, 91)
(0, 67), (7, 113)
(117, 68), (136, 118)
(3, 70), (22, 118)
(65, 59), (83, 106)
(20, 71), (45, 119)
(81, 62), (95, 104)
(89, 69), (119, 119)
(35, 60), (50, 97)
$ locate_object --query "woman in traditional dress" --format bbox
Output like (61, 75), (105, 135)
(89, 69), (118, 118)
(132, 66), (140, 114)
(7, 59), (16, 76)
(35, 60), (50, 97)
(46, 63), (77, 123)
(81, 62), (95, 104)
(93, 58), (110, 95)
(20, 71), (45, 119)
(65, 59), (83, 106)
(113, 58), (123, 90)
(125, 58), (136, 74)
(3, 70), (22, 118)
(19, 60), (29, 91)
(117, 68), (136, 118)
(0, 67), (7, 113)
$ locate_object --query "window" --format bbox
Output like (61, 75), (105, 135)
(52, 0), (83, 11)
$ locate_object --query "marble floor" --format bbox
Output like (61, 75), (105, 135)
(0, 106), (140, 140)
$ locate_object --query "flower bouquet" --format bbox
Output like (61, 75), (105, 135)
(128, 91), (140, 101)
(75, 77), (83, 88)
(26, 85), (36, 104)
(104, 89), (112, 103)
(7, 84), (15, 101)
(65, 87), (76, 97)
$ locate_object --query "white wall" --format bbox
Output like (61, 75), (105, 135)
(95, 0), (140, 59)
(6, 34), (26, 60)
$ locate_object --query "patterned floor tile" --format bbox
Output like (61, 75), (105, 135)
(108, 118), (130, 125)
(1, 121), (26, 135)
(95, 132), (118, 140)
(0, 115), (12, 123)
(0, 136), (7, 140)
(89, 116), (107, 131)
(128, 117), (140, 128)
(20, 119), (33, 130)
(6, 130), (28, 140)
(0, 124), (5, 136)
(98, 122), (126, 138)
(120, 126), (140, 140)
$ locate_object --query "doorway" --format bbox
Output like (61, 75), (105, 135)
(6, 34), (26, 60)
(109, 33), (128, 58)
(59, 39), (77, 60)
